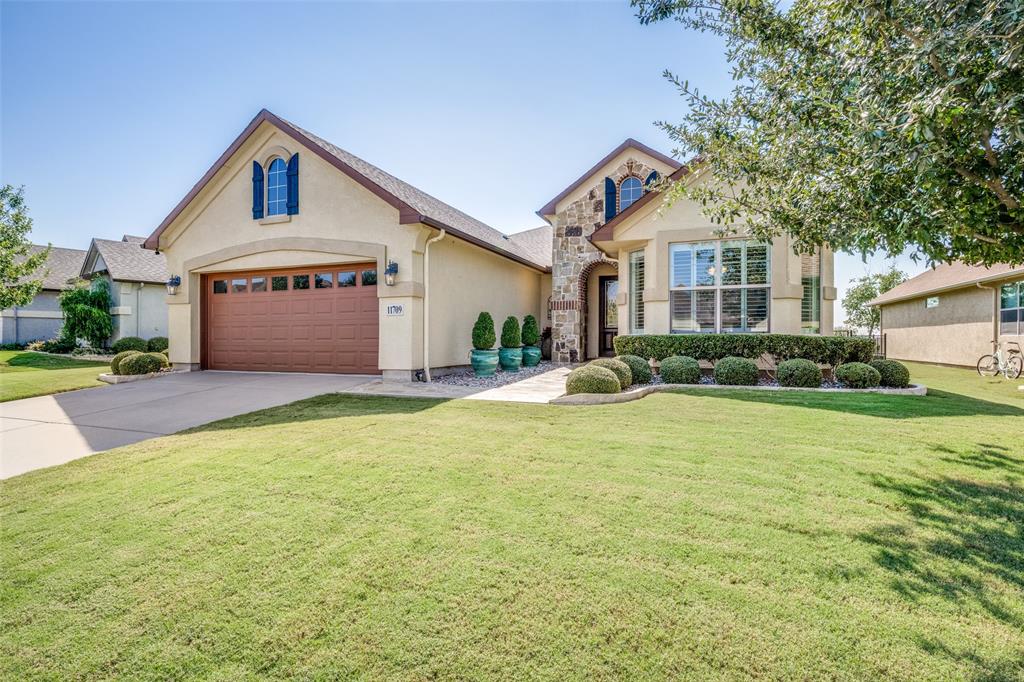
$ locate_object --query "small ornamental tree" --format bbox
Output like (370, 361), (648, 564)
(472, 312), (496, 350)
(501, 316), (521, 348)
(843, 268), (907, 335)
(0, 185), (49, 310)
(522, 315), (540, 346)
(59, 279), (112, 348)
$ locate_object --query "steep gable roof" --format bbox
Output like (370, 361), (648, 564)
(868, 262), (1024, 307)
(145, 109), (549, 272)
(84, 235), (169, 284)
(588, 161), (699, 246)
(536, 139), (683, 218)
(23, 245), (87, 290)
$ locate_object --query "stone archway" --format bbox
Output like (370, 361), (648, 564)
(577, 258), (618, 360)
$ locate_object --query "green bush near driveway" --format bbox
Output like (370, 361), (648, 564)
(714, 356), (759, 386)
(660, 355), (701, 384)
(119, 353), (164, 376)
(110, 350), (142, 375)
(614, 333), (874, 366)
(616, 354), (652, 384)
(836, 362), (881, 388)
(589, 358), (632, 389)
(777, 359), (823, 388)
(111, 336), (148, 354)
(870, 359), (910, 388)
(147, 337), (169, 353)
(565, 364), (621, 395)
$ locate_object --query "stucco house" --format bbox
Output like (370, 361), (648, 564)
(1, 245), (86, 345)
(144, 109), (835, 379)
(80, 235), (170, 343)
(869, 262), (1024, 366)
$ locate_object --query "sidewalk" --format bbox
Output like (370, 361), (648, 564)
(342, 366), (571, 404)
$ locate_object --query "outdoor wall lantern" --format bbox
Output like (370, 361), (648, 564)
(166, 275), (181, 295)
(384, 260), (399, 286)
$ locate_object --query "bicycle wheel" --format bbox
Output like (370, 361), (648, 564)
(977, 355), (999, 376)
(1004, 355), (1023, 380)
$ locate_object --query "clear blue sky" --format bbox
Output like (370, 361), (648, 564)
(1, 1), (923, 324)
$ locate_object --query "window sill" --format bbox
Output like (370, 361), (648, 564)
(259, 214), (291, 226)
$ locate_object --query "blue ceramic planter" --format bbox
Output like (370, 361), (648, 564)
(470, 349), (499, 377)
(498, 347), (523, 372)
(521, 345), (542, 367)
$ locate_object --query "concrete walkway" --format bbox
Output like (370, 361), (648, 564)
(0, 371), (373, 479)
(340, 367), (571, 404)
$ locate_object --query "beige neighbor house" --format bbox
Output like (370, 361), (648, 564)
(144, 109), (835, 379)
(869, 263), (1024, 367)
(1, 246), (86, 345)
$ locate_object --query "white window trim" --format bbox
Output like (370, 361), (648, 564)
(629, 249), (645, 334)
(266, 157), (288, 217)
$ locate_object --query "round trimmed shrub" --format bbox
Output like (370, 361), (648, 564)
(616, 354), (652, 384)
(565, 364), (621, 395)
(869, 359), (910, 388)
(714, 356), (759, 386)
(660, 355), (701, 384)
(111, 336), (147, 353)
(146, 352), (170, 369)
(472, 312), (496, 350)
(835, 362), (881, 389)
(147, 336), (169, 353)
(119, 352), (164, 376)
(589, 358), (632, 389)
(500, 316), (521, 348)
(777, 358), (822, 388)
(111, 350), (142, 375)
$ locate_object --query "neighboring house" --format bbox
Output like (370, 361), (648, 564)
(80, 235), (170, 343)
(1, 245), (86, 345)
(144, 109), (835, 378)
(869, 262), (1024, 367)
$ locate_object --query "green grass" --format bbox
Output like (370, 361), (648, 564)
(2, 363), (1022, 680)
(0, 350), (109, 402)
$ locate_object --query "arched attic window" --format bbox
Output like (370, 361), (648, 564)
(266, 158), (288, 216)
(619, 176), (643, 211)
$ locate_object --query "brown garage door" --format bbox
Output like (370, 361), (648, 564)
(203, 264), (379, 374)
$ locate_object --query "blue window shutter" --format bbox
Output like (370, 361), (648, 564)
(286, 153), (299, 215)
(252, 161), (264, 219)
(645, 170), (660, 192)
(604, 177), (616, 222)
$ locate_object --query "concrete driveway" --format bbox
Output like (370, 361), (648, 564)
(0, 371), (374, 479)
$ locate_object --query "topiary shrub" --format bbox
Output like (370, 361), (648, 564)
(869, 359), (910, 388)
(111, 350), (142, 375)
(616, 354), (652, 384)
(500, 316), (521, 348)
(472, 312), (496, 350)
(565, 364), (621, 395)
(589, 358), (632, 389)
(29, 337), (76, 354)
(660, 355), (701, 384)
(777, 358), (822, 388)
(119, 352), (164, 376)
(835, 362), (881, 389)
(145, 352), (169, 369)
(112, 336), (148, 354)
(521, 315), (540, 346)
(147, 336), (169, 353)
(714, 356), (759, 386)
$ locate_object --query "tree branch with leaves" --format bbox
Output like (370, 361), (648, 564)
(0, 185), (49, 310)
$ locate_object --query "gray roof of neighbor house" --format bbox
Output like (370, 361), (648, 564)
(24, 245), (87, 290)
(869, 262), (1024, 307)
(84, 235), (169, 284)
(146, 109), (551, 272)
(507, 225), (553, 269)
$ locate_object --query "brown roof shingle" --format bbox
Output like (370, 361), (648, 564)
(869, 262), (1024, 306)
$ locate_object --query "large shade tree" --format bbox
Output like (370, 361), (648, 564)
(634, 0), (1024, 265)
(0, 185), (49, 309)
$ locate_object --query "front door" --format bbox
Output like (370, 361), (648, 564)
(599, 275), (619, 357)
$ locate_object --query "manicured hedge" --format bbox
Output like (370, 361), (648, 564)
(111, 350), (142, 375)
(613, 334), (874, 366)
(147, 336), (169, 353)
(660, 356), (701, 384)
(565, 365), (620, 395)
(870, 359), (910, 388)
(112, 336), (148, 353)
(119, 352), (164, 376)
(714, 356), (759, 386)
(835, 362), (881, 388)
(146, 352), (170, 369)
(616, 354), (652, 384)
(589, 358), (632, 389)
(777, 358), (822, 388)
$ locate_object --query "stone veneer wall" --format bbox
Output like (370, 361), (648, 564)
(551, 158), (656, 362)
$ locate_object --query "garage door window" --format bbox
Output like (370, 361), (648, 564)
(272, 276), (288, 291)
(315, 273), (333, 289)
(213, 280), (227, 294)
(231, 278), (247, 293)
(362, 269), (377, 286)
(251, 276), (267, 292)
(338, 271), (356, 287)
(293, 274), (310, 290)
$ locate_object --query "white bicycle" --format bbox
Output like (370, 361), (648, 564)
(977, 341), (1023, 379)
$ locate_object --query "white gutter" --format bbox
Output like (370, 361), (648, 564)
(422, 228), (446, 382)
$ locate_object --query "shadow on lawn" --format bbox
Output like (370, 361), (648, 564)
(4, 352), (108, 370)
(857, 443), (1024, 635)
(668, 387), (1024, 419)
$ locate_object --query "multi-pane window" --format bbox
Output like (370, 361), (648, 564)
(266, 158), (287, 216)
(629, 250), (645, 333)
(801, 251), (821, 334)
(1001, 281), (1023, 335)
(619, 177), (643, 211)
(670, 240), (770, 333)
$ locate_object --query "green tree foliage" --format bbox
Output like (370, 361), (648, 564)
(843, 268), (907, 335)
(634, 0), (1024, 265)
(0, 185), (49, 309)
(59, 279), (113, 348)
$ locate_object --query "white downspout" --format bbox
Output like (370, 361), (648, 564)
(422, 229), (446, 382)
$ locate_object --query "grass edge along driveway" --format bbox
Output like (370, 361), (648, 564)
(1, 362), (1022, 680)
(0, 350), (109, 402)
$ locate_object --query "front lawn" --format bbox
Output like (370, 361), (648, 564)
(0, 350), (109, 402)
(1, 363), (1021, 679)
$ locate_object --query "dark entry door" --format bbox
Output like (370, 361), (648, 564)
(599, 275), (619, 357)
